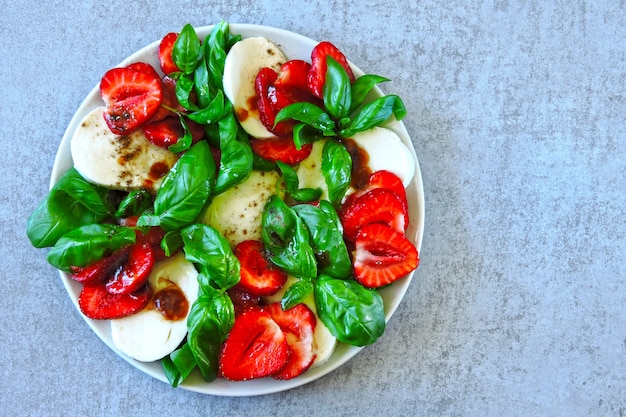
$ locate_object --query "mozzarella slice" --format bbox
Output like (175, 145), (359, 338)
(349, 126), (416, 188)
(296, 140), (330, 201)
(222, 37), (286, 139)
(264, 276), (338, 368)
(110, 253), (199, 362)
(71, 107), (178, 192)
(201, 170), (279, 247)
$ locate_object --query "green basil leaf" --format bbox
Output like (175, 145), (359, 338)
(27, 168), (113, 248)
(161, 230), (183, 257)
(47, 224), (136, 272)
(339, 95), (407, 138)
(174, 74), (199, 111)
(186, 90), (226, 124)
(314, 275), (386, 346)
(205, 20), (231, 91)
(181, 223), (240, 290)
(166, 116), (193, 153)
(114, 189), (152, 219)
(187, 290), (235, 382)
(262, 196), (317, 279)
(173, 23), (202, 75)
(292, 122), (326, 150)
(281, 278), (314, 310)
(323, 56), (352, 120)
(349, 74), (389, 113)
(213, 110), (253, 195)
(293, 202), (351, 279)
(139, 141), (215, 231)
(276, 161), (322, 203)
(162, 342), (197, 388)
(193, 57), (212, 108)
(275, 102), (336, 136)
(321, 140), (352, 207)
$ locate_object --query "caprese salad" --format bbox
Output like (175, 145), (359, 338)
(26, 21), (420, 387)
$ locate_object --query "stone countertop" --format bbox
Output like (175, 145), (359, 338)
(2, 1), (624, 416)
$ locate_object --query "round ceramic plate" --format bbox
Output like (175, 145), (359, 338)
(50, 23), (425, 396)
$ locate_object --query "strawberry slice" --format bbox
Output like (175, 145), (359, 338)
(69, 246), (131, 286)
(266, 302), (317, 380)
(142, 116), (184, 148)
(158, 32), (180, 75)
(105, 242), (155, 295)
(100, 63), (163, 135)
(254, 67), (294, 137)
(234, 240), (288, 296)
(227, 285), (262, 316)
(307, 41), (356, 99)
(249, 136), (312, 165)
(219, 308), (289, 381)
(344, 170), (408, 212)
(78, 283), (153, 320)
(151, 76), (188, 122)
(353, 223), (419, 288)
(340, 187), (409, 243)
(273, 60), (311, 90)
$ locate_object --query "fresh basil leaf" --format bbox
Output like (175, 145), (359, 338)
(281, 278), (314, 310)
(187, 290), (235, 382)
(173, 23), (202, 75)
(262, 195), (317, 279)
(293, 202), (351, 279)
(167, 115), (193, 153)
(47, 224), (136, 272)
(276, 161), (322, 203)
(174, 74), (197, 111)
(314, 275), (386, 346)
(339, 95), (407, 138)
(114, 189), (152, 219)
(323, 56), (352, 120)
(139, 141), (215, 231)
(205, 20), (231, 91)
(181, 223), (240, 290)
(161, 230), (183, 257)
(27, 173), (110, 248)
(162, 342), (197, 388)
(321, 140), (352, 207)
(275, 102), (336, 136)
(187, 90), (226, 124)
(193, 57), (212, 108)
(292, 122), (326, 150)
(213, 110), (253, 195)
(349, 74), (389, 113)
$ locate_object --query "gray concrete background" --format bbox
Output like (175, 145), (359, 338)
(2, 1), (624, 416)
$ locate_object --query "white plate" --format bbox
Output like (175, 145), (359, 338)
(50, 23), (425, 396)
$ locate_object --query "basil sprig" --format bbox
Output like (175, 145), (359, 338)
(275, 56), (407, 140)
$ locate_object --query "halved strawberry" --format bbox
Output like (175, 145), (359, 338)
(100, 64), (163, 135)
(219, 308), (289, 381)
(266, 302), (317, 380)
(307, 41), (356, 99)
(340, 187), (409, 243)
(105, 242), (155, 295)
(273, 60), (311, 89)
(234, 240), (288, 296)
(353, 223), (419, 288)
(344, 170), (408, 212)
(227, 285), (262, 316)
(78, 283), (153, 320)
(69, 246), (131, 286)
(158, 32), (180, 75)
(255, 67), (294, 137)
(142, 117), (183, 148)
(249, 136), (312, 165)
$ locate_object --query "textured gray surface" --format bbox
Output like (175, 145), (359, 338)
(2, 1), (625, 416)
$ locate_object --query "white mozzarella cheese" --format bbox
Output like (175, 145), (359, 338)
(222, 37), (286, 139)
(349, 126), (416, 188)
(70, 107), (178, 192)
(296, 140), (330, 201)
(264, 276), (338, 368)
(201, 170), (280, 247)
(110, 253), (199, 362)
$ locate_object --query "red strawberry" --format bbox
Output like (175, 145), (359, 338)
(158, 32), (180, 75)
(151, 76), (187, 122)
(136, 225), (170, 262)
(340, 188), (409, 243)
(273, 60), (311, 89)
(105, 242), (155, 295)
(219, 308), (289, 381)
(255, 67), (294, 137)
(234, 240), (288, 296)
(142, 116), (183, 148)
(249, 136), (312, 165)
(353, 223), (419, 288)
(125, 62), (161, 78)
(227, 285), (262, 316)
(100, 64), (163, 135)
(307, 41), (356, 99)
(78, 282), (153, 320)
(69, 246), (131, 286)
(266, 302), (317, 380)
(344, 170), (408, 212)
